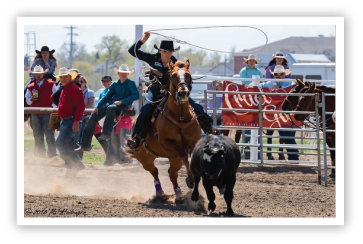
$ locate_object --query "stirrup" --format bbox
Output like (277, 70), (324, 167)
(127, 136), (142, 149)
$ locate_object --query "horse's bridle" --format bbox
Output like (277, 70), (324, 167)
(168, 68), (191, 105)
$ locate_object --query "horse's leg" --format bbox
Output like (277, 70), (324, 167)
(266, 130), (274, 160)
(278, 137), (285, 160)
(168, 157), (183, 198)
(134, 149), (164, 196)
(161, 140), (195, 189)
(180, 154), (195, 189)
(326, 133), (335, 178)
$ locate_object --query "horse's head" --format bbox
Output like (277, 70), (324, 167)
(294, 82), (317, 121)
(168, 60), (192, 104)
(281, 79), (307, 111)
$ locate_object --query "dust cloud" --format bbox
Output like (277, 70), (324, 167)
(24, 155), (196, 203)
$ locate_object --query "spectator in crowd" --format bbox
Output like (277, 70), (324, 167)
(30, 46), (58, 81)
(265, 51), (292, 79)
(76, 76), (108, 159)
(260, 65), (299, 161)
(75, 64), (139, 152)
(207, 81), (229, 136)
(127, 31), (219, 149)
(25, 46), (58, 122)
(104, 105), (134, 166)
(25, 65), (58, 157)
(55, 68), (86, 177)
(54, 68), (85, 177)
(237, 54), (263, 159)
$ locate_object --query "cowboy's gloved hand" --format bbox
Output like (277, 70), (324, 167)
(150, 68), (162, 78)
(114, 101), (122, 106)
(141, 32), (151, 43)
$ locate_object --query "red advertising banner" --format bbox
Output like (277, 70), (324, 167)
(222, 81), (303, 128)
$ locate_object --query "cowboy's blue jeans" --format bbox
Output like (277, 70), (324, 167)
(80, 103), (126, 148)
(105, 128), (130, 164)
(278, 131), (299, 160)
(31, 114), (56, 156)
(55, 118), (84, 168)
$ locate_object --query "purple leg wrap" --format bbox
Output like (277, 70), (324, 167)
(154, 179), (164, 196)
(174, 186), (182, 195)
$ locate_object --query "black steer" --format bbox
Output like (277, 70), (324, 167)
(190, 135), (241, 216)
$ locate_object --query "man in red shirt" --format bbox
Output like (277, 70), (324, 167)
(25, 65), (57, 157)
(55, 68), (86, 177)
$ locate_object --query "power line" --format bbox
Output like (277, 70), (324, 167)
(65, 25), (78, 68)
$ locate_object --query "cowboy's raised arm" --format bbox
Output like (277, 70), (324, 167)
(128, 33), (154, 65)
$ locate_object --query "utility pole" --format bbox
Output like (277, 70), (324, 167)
(65, 25), (78, 69)
(224, 55), (227, 76)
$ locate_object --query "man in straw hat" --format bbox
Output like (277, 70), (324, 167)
(127, 31), (219, 149)
(75, 64), (139, 152)
(259, 65), (292, 89)
(25, 65), (58, 158)
(239, 54), (263, 85)
(54, 68), (86, 177)
(259, 65), (299, 161)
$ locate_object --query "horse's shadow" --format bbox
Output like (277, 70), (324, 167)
(237, 165), (316, 175)
(141, 194), (251, 218)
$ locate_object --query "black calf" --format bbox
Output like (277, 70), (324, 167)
(190, 135), (241, 216)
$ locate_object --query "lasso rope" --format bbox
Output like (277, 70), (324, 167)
(134, 26), (269, 103)
(148, 25), (268, 54)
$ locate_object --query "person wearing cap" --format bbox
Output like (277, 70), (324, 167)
(265, 51), (292, 79)
(29, 46), (58, 81)
(55, 68), (86, 177)
(25, 65), (58, 158)
(75, 64), (139, 152)
(239, 54), (263, 85)
(127, 31), (219, 149)
(69, 69), (82, 86)
(261, 65), (299, 161)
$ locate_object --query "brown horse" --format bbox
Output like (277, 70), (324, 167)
(129, 60), (202, 198)
(294, 82), (336, 177)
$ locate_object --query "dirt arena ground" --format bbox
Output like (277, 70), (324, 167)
(24, 151), (335, 218)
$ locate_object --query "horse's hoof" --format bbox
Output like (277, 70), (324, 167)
(156, 189), (164, 197)
(174, 186), (183, 199)
(267, 156), (274, 160)
(185, 177), (194, 189)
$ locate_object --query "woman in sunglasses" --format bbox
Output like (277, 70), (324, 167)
(265, 51), (292, 80)
(259, 65), (299, 161)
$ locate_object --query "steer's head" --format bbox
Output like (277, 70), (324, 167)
(202, 142), (226, 180)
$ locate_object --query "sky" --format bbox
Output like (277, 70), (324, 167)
(16, 16), (344, 225)
(23, 24), (336, 59)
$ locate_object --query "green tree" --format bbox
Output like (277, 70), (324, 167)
(94, 35), (130, 64)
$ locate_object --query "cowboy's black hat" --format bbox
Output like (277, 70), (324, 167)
(36, 46), (55, 54)
(154, 40), (180, 52)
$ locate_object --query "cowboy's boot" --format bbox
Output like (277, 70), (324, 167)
(127, 124), (150, 149)
(199, 120), (220, 135)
